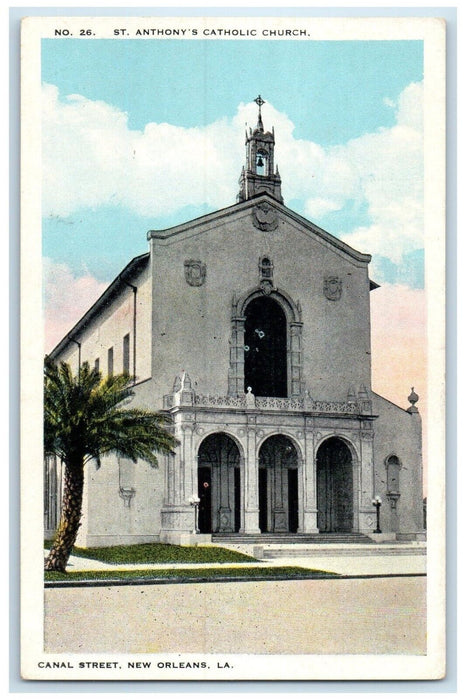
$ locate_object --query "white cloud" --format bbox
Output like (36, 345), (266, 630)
(337, 83), (423, 262)
(42, 83), (244, 219)
(304, 198), (341, 220)
(42, 81), (423, 265)
(43, 257), (108, 352)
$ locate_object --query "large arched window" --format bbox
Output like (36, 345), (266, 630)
(244, 296), (287, 397)
(228, 287), (303, 398)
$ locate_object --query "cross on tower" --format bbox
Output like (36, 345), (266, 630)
(254, 95), (265, 113)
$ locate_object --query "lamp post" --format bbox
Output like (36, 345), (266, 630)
(372, 496), (382, 533)
(188, 495), (200, 534)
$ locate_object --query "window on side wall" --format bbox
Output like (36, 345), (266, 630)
(123, 334), (130, 375)
(107, 347), (114, 376)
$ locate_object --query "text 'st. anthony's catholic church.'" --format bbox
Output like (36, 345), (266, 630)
(45, 97), (424, 546)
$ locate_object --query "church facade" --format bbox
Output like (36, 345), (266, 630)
(44, 99), (424, 546)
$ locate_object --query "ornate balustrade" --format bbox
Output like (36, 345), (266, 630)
(164, 390), (371, 415)
(163, 373), (373, 414)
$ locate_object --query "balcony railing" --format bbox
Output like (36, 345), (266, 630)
(164, 389), (372, 415)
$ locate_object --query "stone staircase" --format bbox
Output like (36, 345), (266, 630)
(211, 532), (426, 559)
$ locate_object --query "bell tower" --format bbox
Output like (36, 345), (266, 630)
(238, 95), (283, 204)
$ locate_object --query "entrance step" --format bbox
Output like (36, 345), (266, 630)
(258, 543), (426, 559)
(212, 532), (374, 545)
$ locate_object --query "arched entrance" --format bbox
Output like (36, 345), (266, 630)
(258, 435), (299, 533)
(197, 433), (241, 534)
(244, 296), (287, 397)
(316, 437), (354, 533)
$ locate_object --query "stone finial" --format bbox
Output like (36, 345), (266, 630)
(167, 371), (195, 407)
(181, 371), (192, 390)
(407, 387), (419, 413)
(347, 386), (357, 404)
(358, 384), (369, 399)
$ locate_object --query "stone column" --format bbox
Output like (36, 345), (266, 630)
(239, 456), (246, 532)
(358, 427), (376, 533)
(166, 453), (175, 505)
(272, 458), (287, 532)
(160, 414), (197, 542)
(181, 421), (195, 500)
(241, 424), (260, 533)
(302, 426), (319, 532)
(218, 442), (233, 532)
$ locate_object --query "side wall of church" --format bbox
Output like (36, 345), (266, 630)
(150, 205), (372, 406)
(74, 453), (165, 547)
(49, 262), (160, 545)
(372, 393), (424, 534)
(54, 262), (152, 384)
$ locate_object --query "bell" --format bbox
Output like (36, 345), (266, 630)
(257, 156), (264, 167)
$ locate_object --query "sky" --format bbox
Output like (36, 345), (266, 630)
(42, 37), (426, 416)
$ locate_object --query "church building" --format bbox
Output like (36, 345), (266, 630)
(44, 97), (424, 546)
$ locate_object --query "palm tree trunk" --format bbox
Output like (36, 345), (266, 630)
(44, 461), (84, 572)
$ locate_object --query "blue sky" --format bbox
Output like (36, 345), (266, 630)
(42, 37), (425, 353)
(42, 39), (423, 143)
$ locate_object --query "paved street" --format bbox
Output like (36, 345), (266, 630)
(45, 576), (426, 655)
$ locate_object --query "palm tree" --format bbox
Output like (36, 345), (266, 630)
(44, 358), (177, 572)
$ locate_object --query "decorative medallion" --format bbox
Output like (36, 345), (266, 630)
(184, 259), (206, 287)
(260, 279), (273, 295)
(252, 202), (279, 231)
(324, 275), (342, 301)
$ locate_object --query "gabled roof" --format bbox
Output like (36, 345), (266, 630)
(49, 195), (379, 360)
(147, 192), (372, 265)
(48, 253), (149, 360)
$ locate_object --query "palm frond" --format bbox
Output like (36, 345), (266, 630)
(44, 359), (178, 468)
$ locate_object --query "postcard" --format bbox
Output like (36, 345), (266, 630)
(20, 14), (446, 681)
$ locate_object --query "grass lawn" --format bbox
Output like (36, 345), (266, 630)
(45, 566), (337, 583)
(44, 541), (257, 564)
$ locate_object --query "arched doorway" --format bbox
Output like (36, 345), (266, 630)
(197, 433), (241, 534)
(244, 296), (287, 397)
(258, 435), (299, 533)
(316, 437), (354, 533)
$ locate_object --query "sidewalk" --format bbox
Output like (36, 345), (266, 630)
(45, 549), (426, 577)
